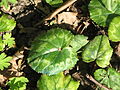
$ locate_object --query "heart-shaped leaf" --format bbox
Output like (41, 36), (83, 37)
(28, 28), (88, 75)
(82, 35), (113, 68)
(37, 72), (80, 90)
(94, 68), (120, 90)
(108, 16), (120, 42)
(89, 0), (120, 26)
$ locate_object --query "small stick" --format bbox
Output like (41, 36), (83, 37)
(34, 0), (77, 27)
(45, 0), (77, 20)
(86, 74), (112, 90)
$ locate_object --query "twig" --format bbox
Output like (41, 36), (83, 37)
(34, 0), (77, 27)
(86, 74), (112, 90)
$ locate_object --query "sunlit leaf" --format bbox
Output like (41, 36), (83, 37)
(108, 16), (120, 42)
(0, 53), (12, 70)
(0, 15), (16, 32)
(45, 0), (63, 7)
(0, 0), (17, 10)
(7, 77), (29, 90)
(37, 72), (80, 90)
(3, 33), (15, 47)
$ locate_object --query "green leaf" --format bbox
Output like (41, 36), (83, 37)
(0, 15), (16, 32)
(108, 16), (120, 42)
(45, 0), (63, 7)
(37, 72), (80, 90)
(7, 77), (29, 90)
(0, 0), (9, 9)
(28, 28), (88, 75)
(0, 37), (5, 51)
(8, 0), (17, 4)
(89, 0), (120, 26)
(70, 35), (88, 51)
(82, 35), (113, 68)
(0, 0), (17, 10)
(94, 68), (120, 90)
(0, 53), (12, 70)
(3, 33), (15, 47)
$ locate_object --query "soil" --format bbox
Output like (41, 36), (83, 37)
(0, 0), (120, 90)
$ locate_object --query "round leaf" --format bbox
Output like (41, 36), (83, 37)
(37, 72), (80, 90)
(94, 68), (120, 90)
(82, 35), (113, 68)
(0, 15), (16, 32)
(28, 28), (83, 75)
(89, 0), (120, 26)
(108, 16), (120, 42)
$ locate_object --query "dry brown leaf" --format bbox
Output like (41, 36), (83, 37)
(115, 43), (120, 57)
(58, 12), (79, 26)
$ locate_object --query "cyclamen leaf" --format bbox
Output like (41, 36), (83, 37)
(37, 72), (80, 90)
(0, 15), (16, 32)
(0, 53), (12, 70)
(82, 35), (113, 68)
(28, 28), (88, 75)
(45, 0), (63, 7)
(3, 33), (15, 47)
(7, 77), (28, 90)
(94, 68), (120, 90)
(70, 35), (88, 51)
(89, 0), (120, 26)
(108, 16), (120, 42)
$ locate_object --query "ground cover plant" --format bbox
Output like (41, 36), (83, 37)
(0, 0), (120, 90)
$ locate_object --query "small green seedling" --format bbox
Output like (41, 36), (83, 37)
(0, 53), (12, 70)
(7, 77), (29, 90)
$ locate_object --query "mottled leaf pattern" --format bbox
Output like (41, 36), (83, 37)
(94, 68), (120, 90)
(89, 0), (120, 26)
(82, 35), (113, 67)
(28, 28), (88, 75)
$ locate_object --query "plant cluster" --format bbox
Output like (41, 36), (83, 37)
(27, 0), (120, 90)
(0, 11), (28, 90)
(0, 0), (120, 90)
